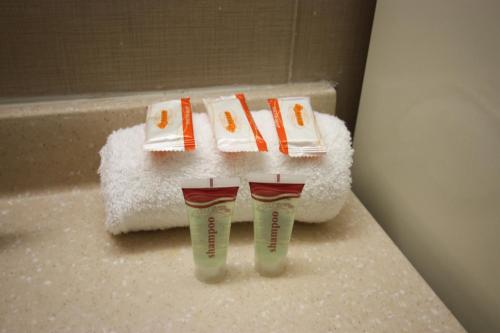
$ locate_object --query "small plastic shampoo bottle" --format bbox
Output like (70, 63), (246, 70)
(248, 173), (305, 276)
(181, 177), (240, 282)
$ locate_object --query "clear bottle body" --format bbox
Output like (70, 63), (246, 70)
(187, 201), (235, 282)
(252, 197), (297, 276)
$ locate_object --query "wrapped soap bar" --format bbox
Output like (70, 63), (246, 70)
(203, 93), (268, 152)
(143, 98), (196, 151)
(268, 97), (326, 157)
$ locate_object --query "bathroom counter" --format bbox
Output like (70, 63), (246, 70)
(0, 187), (464, 332)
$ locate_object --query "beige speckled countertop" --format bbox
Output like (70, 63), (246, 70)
(0, 84), (464, 332)
(0, 187), (464, 332)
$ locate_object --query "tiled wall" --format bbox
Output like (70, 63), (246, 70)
(0, 0), (375, 132)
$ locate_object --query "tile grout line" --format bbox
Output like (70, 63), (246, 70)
(287, 0), (299, 82)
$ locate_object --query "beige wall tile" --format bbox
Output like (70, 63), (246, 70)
(0, 0), (295, 94)
(0, 0), (375, 131)
(291, 0), (376, 131)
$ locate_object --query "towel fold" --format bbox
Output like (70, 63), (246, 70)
(98, 110), (353, 234)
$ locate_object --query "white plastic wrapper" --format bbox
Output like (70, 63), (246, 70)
(143, 98), (195, 151)
(203, 94), (268, 152)
(268, 97), (326, 157)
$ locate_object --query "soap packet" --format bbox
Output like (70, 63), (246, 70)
(203, 94), (268, 152)
(143, 98), (196, 151)
(267, 97), (326, 157)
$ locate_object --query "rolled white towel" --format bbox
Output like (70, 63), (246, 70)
(98, 110), (353, 234)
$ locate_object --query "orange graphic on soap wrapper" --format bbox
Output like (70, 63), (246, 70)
(293, 104), (305, 127)
(157, 110), (169, 129)
(224, 111), (236, 133)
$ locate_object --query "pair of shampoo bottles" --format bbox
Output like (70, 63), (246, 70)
(181, 173), (305, 282)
